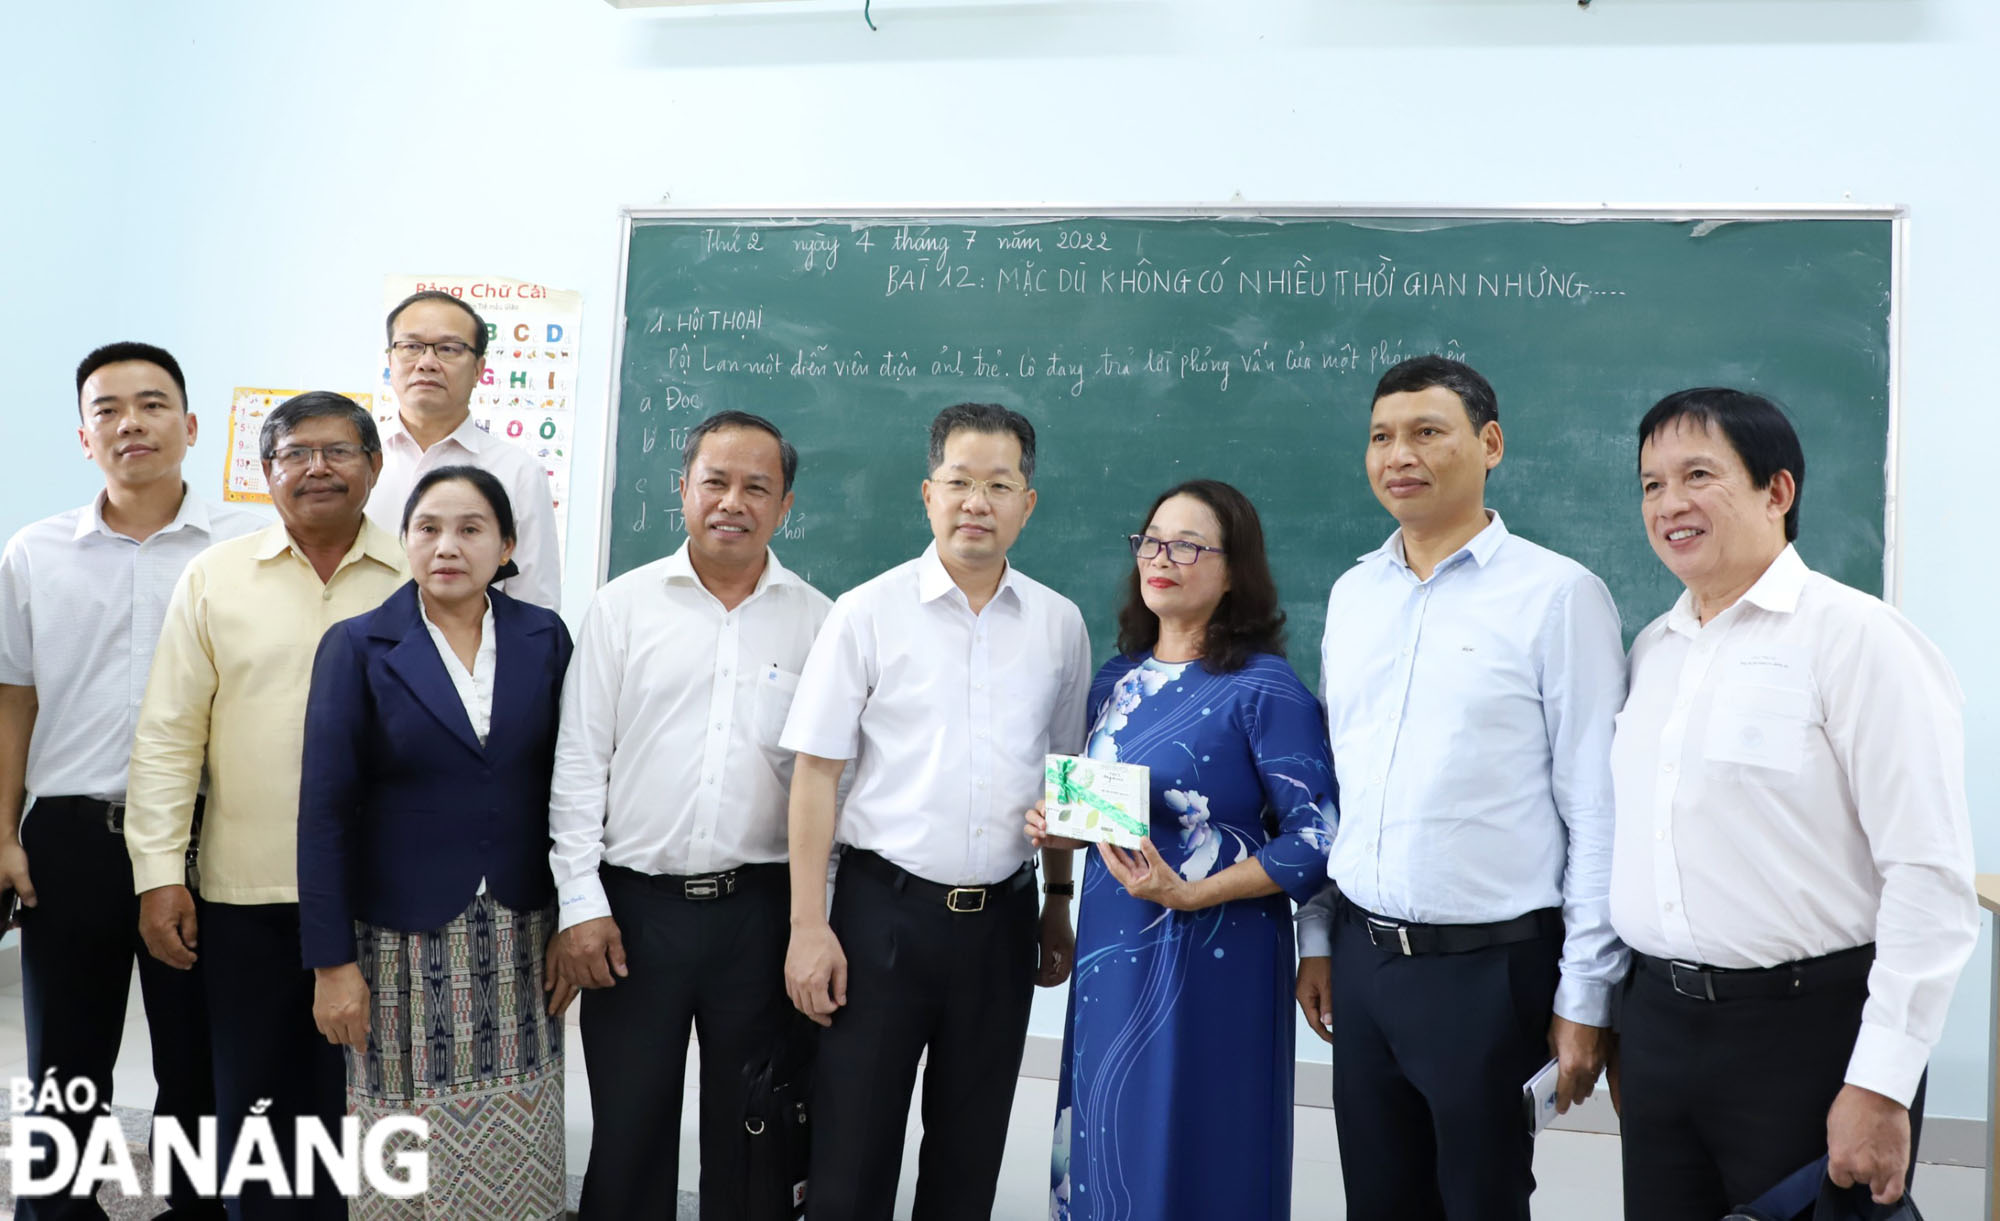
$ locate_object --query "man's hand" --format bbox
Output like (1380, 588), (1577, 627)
(785, 921), (847, 1027)
(1549, 1015), (1609, 1114)
(1295, 955), (1333, 1044)
(312, 963), (370, 1051)
(554, 916), (628, 989)
(543, 936), (579, 1016)
(0, 840), (36, 924)
(138, 885), (199, 969)
(1037, 901), (1075, 987)
(1827, 1084), (1911, 1205)
(1024, 800), (1087, 852)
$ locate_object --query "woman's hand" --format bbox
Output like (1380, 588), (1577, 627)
(1025, 799), (1087, 851)
(1099, 838), (1201, 911)
(312, 963), (371, 1051)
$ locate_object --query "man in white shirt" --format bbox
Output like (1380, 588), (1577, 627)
(1610, 387), (1975, 1216)
(0, 343), (263, 1221)
(780, 403), (1091, 1221)
(365, 290), (562, 609)
(549, 411), (831, 1219)
(1296, 357), (1627, 1221)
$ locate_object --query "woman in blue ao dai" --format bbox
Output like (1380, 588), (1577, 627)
(1028, 481), (1335, 1221)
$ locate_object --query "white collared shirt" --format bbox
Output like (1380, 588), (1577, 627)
(1298, 512), (1629, 1026)
(366, 412), (563, 611)
(781, 543), (1092, 887)
(0, 489), (265, 803)
(420, 596), (496, 745)
(549, 544), (832, 930)
(1610, 545), (1976, 1106)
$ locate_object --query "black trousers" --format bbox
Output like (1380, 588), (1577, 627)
(807, 853), (1038, 1221)
(578, 863), (793, 1221)
(17, 799), (223, 1221)
(198, 901), (346, 1221)
(1328, 904), (1561, 1221)
(1619, 953), (1926, 1220)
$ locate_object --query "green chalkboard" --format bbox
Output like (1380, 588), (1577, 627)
(603, 209), (1896, 688)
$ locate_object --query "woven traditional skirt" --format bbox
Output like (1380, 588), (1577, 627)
(350, 893), (566, 1221)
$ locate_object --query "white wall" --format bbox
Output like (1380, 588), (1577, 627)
(3, 0), (1994, 1119)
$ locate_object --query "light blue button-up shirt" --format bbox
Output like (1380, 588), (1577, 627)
(1296, 512), (1628, 1025)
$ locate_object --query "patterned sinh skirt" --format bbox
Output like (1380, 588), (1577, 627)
(350, 893), (567, 1221)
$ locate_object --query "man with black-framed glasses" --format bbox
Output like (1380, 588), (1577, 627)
(366, 290), (563, 609)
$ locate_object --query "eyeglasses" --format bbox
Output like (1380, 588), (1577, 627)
(934, 476), (1026, 503)
(387, 339), (476, 363)
(1129, 534), (1225, 565)
(271, 443), (368, 470)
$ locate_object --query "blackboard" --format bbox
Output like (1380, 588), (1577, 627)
(602, 208), (1898, 688)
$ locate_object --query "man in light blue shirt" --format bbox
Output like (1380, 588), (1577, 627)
(1295, 356), (1627, 1221)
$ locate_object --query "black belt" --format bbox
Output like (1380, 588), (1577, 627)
(34, 794), (130, 833)
(840, 848), (1033, 914)
(1633, 945), (1875, 1002)
(1339, 895), (1563, 956)
(602, 861), (784, 902)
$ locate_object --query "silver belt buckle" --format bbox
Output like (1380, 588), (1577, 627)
(104, 802), (126, 834)
(1367, 917), (1412, 956)
(683, 877), (721, 900)
(1668, 959), (1716, 1001)
(945, 887), (987, 913)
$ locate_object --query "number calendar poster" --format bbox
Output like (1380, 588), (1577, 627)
(223, 388), (378, 504)
(377, 274), (583, 555)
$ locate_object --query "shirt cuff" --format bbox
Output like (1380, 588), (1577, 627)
(130, 852), (187, 895)
(556, 873), (614, 932)
(1296, 910), (1331, 959)
(1844, 1020), (1931, 1108)
(1553, 974), (1615, 1028)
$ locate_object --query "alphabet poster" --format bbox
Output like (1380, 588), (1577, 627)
(377, 274), (584, 555)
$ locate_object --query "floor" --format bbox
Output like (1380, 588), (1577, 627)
(0, 967), (1985, 1219)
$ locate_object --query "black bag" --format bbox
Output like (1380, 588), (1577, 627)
(1724, 1155), (1924, 1221)
(742, 1022), (814, 1220)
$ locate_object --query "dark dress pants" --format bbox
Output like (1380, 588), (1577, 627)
(198, 900), (346, 1221)
(1619, 956), (1925, 1221)
(1328, 907), (1561, 1221)
(18, 799), (224, 1221)
(578, 864), (792, 1220)
(806, 853), (1039, 1221)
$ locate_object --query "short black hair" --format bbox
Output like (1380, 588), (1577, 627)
(682, 410), (799, 494)
(75, 342), (189, 413)
(385, 290), (489, 359)
(927, 403), (1037, 483)
(1372, 356), (1499, 430)
(401, 464), (517, 544)
(1116, 479), (1286, 674)
(1638, 387), (1806, 542)
(260, 392), (382, 462)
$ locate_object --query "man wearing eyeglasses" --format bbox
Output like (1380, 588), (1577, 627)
(1295, 357), (1628, 1221)
(366, 290), (562, 609)
(780, 402), (1091, 1220)
(127, 392), (407, 1220)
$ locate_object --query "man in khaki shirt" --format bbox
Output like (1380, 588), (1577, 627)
(127, 392), (407, 1221)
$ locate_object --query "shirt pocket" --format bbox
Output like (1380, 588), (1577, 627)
(1702, 682), (1811, 778)
(755, 665), (802, 747)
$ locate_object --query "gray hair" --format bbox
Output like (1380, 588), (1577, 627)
(259, 391), (382, 461)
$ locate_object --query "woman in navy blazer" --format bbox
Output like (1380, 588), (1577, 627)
(298, 465), (574, 1221)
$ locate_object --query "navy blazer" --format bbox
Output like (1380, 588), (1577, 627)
(297, 581), (573, 968)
